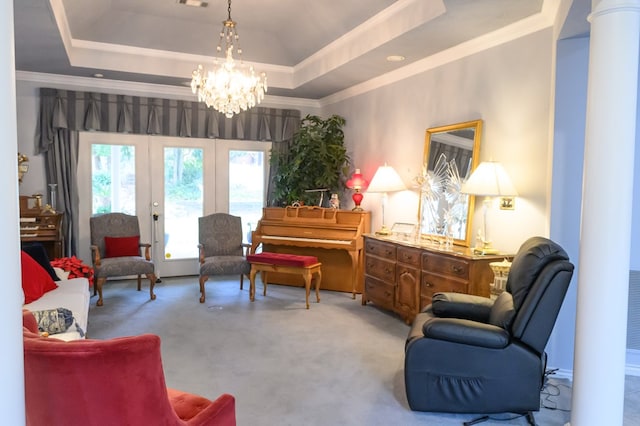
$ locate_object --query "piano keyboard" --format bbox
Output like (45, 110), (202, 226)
(261, 235), (352, 245)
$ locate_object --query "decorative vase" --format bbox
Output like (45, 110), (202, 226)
(330, 193), (340, 209)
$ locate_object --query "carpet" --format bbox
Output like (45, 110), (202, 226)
(87, 276), (571, 425)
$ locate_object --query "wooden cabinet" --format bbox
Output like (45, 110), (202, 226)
(363, 235), (511, 323)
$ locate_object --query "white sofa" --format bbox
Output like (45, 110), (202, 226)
(23, 277), (91, 341)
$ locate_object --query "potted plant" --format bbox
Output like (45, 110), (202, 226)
(270, 114), (350, 206)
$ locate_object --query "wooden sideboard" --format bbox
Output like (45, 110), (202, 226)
(362, 234), (512, 324)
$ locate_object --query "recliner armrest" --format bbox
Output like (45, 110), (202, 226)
(431, 292), (494, 323)
(422, 317), (511, 349)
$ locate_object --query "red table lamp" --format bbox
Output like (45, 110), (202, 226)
(346, 169), (368, 211)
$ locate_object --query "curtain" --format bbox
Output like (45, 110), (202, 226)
(36, 88), (301, 255)
(35, 92), (80, 256)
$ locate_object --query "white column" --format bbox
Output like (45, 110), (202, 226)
(0, 1), (26, 424)
(572, 1), (640, 425)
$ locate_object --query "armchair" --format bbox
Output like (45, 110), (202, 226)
(198, 213), (251, 303)
(90, 213), (156, 306)
(22, 311), (236, 426)
(404, 236), (574, 416)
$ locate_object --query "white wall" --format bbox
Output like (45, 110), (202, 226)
(323, 29), (555, 255)
(549, 36), (589, 373)
(2, 1), (26, 423)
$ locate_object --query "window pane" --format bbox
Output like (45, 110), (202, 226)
(229, 150), (265, 242)
(91, 144), (135, 215)
(164, 147), (203, 260)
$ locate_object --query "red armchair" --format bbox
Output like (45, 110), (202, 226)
(22, 311), (235, 426)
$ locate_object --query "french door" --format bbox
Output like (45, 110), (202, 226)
(78, 132), (270, 277)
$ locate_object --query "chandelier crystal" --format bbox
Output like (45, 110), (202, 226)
(191, 0), (267, 118)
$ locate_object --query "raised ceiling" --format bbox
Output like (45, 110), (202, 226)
(14, 0), (589, 101)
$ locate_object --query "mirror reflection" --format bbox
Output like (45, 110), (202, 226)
(417, 120), (482, 247)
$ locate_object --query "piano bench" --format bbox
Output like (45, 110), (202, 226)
(247, 253), (322, 309)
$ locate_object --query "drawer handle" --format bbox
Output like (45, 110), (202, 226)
(424, 282), (434, 288)
(402, 254), (413, 261)
(384, 268), (393, 274)
(385, 249), (393, 256)
(451, 265), (463, 274)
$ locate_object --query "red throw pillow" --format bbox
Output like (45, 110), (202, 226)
(104, 235), (140, 258)
(21, 251), (58, 304)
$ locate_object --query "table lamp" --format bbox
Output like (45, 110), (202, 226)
(367, 164), (406, 235)
(461, 161), (517, 254)
(346, 169), (368, 211)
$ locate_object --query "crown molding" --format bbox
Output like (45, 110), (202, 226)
(293, 0), (446, 87)
(319, 8), (554, 107)
(15, 71), (320, 109)
(39, 0), (559, 109)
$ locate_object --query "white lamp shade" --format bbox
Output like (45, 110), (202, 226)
(367, 165), (406, 193)
(461, 161), (518, 196)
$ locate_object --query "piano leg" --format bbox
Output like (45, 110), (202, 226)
(348, 251), (359, 299)
(249, 268), (257, 302)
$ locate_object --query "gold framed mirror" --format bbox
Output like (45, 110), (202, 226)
(417, 119), (482, 247)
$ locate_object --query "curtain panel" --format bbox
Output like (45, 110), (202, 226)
(35, 87), (301, 256)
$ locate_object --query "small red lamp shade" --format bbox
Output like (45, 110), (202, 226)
(346, 169), (368, 211)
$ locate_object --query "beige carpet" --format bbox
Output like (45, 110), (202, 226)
(87, 276), (573, 426)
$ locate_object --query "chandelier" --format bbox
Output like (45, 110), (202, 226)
(191, 0), (267, 118)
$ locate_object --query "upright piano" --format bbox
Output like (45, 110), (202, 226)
(250, 207), (370, 297)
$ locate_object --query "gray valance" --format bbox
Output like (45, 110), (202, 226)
(37, 88), (301, 153)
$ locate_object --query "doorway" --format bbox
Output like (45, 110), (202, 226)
(78, 132), (270, 277)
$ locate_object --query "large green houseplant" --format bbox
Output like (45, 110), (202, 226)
(271, 114), (350, 207)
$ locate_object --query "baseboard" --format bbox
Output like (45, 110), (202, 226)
(548, 349), (640, 381)
(626, 349), (640, 376)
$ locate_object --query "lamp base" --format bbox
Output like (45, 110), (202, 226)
(375, 225), (393, 236)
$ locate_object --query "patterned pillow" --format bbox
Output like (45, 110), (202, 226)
(31, 308), (74, 335)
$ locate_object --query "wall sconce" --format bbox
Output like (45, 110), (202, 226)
(346, 168), (368, 211)
(18, 153), (29, 184)
(367, 164), (406, 235)
(461, 161), (518, 254)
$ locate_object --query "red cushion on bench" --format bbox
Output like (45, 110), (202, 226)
(247, 252), (319, 268)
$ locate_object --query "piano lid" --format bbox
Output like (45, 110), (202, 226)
(260, 206), (366, 226)
(252, 207), (370, 248)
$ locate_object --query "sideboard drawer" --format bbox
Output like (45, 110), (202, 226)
(397, 246), (421, 268)
(422, 253), (470, 280)
(364, 276), (394, 311)
(365, 257), (396, 282)
(365, 239), (396, 260)
(420, 272), (468, 308)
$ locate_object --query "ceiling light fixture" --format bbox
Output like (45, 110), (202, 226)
(386, 55), (405, 62)
(191, 0), (267, 118)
